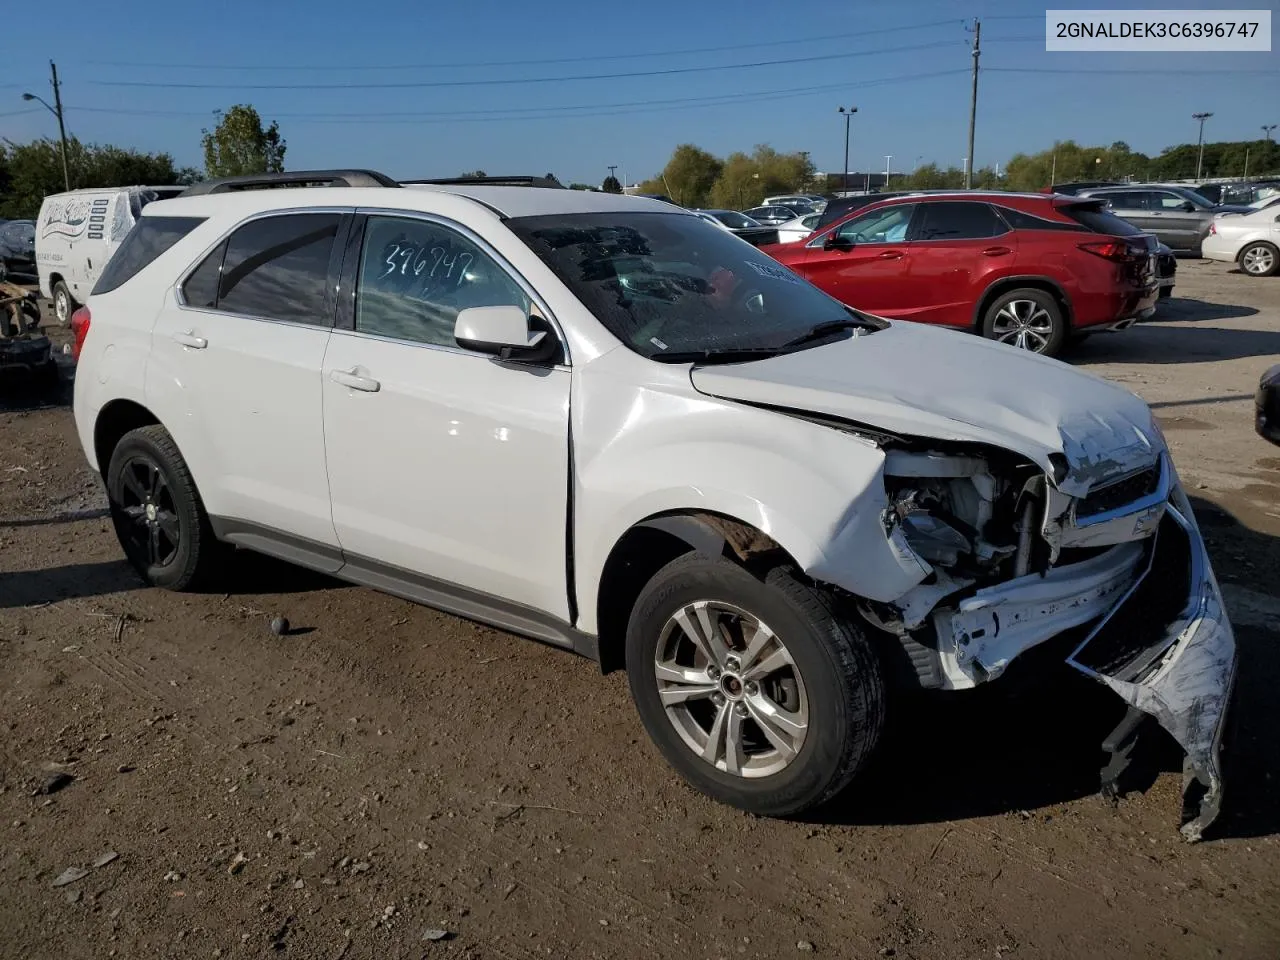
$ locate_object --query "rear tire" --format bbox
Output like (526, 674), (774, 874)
(625, 552), (884, 817)
(52, 281), (74, 325)
(106, 425), (224, 590)
(1240, 242), (1279, 278)
(981, 287), (1066, 357)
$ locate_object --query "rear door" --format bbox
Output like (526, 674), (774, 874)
(903, 201), (1013, 327)
(1093, 190), (1155, 236)
(796, 203), (918, 316)
(147, 211), (345, 560)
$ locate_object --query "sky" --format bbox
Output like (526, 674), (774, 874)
(1, 0), (1276, 186)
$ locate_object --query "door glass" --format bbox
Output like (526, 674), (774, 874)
(915, 202), (1007, 240)
(834, 204), (917, 243)
(355, 216), (530, 349)
(1154, 192), (1191, 210)
(217, 213), (340, 324)
(182, 240), (226, 309)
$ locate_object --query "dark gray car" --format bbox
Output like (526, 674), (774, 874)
(1077, 185), (1253, 255)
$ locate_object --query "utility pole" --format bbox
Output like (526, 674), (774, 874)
(883, 155), (893, 188)
(838, 106), (857, 195)
(22, 60), (71, 191)
(606, 165), (617, 188)
(49, 61), (70, 192)
(1263, 124), (1277, 143)
(1243, 148), (1250, 179)
(1192, 112), (1213, 180)
(965, 18), (981, 189)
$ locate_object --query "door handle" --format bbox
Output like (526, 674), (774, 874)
(877, 250), (905, 260)
(981, 246), (1012, 257)
(172, 332), (207, 349)
(329, 368), (381, 393)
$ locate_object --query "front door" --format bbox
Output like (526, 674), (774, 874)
(147, 211), (344, 558)
(321, 213), (572, 620)
(797, 203), (918, 316)
(1147, 190), (1207, 251)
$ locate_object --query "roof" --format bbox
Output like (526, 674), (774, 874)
(144, 183), (681, 221)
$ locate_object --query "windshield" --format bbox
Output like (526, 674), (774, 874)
(1169, 187), (1214, 209)
(508, 211), (877, 361)
(714, 211), (760, 229)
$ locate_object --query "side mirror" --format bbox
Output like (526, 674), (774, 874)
(823, 234), (853, 252)
(454, 305), (558, 363)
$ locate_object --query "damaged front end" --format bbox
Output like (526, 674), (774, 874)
(867, 441), (1236, 842)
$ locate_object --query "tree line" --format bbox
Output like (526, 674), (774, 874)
(0, 104), (284, 219)
(2, 103), (1277, 220)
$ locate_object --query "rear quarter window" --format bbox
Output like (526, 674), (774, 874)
(1063, 205), (1145, 237)
(91, 216), (206, 295)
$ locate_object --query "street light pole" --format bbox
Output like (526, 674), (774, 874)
(965, 18), (981, 189)
(1263, 124), (1277, 143)
(838, 106), (857, 194)
(1192, 112), (1213, 180)
(883, 155), (893, 189)
(21, 60), (70, 191)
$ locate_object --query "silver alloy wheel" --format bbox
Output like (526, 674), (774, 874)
(54, 287), (70, 323)
(654, 600), (809, 779)
(1242, 244), (1276, 276)
(990, 298), (1055, 352)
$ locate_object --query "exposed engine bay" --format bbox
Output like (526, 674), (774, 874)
(864, 442), (1235, 843)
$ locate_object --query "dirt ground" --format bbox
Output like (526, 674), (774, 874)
(2, 260), (1279, 960)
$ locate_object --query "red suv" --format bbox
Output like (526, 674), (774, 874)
(766, 192), (1159, 357)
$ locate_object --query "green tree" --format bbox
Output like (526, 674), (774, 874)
(458, 170), (488, 179)
(201, 105), (286, 179)
(601, 175), (622, 194)
(660, 144), (722, 207)
(569, 182), (595, 191)
(0, 137), (189, 219)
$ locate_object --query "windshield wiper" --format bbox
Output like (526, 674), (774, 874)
(652, 347), (789, 364)
(781, 318), (867, 349)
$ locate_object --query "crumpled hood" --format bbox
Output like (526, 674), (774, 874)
(690, 321), (1161, 496)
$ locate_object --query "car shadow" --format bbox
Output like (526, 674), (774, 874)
(0, 550), (346, 609)
(1147, 296), (1260, 323)
(815, 494), (1280, 842)
(1069, 322), (1280, 364)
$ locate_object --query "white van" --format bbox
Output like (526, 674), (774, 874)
(36, 185), (186, 322)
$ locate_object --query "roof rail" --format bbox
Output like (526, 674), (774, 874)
(178, 169), (400, 197)
(404, 176), (566, 189)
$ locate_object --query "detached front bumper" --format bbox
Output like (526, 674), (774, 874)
(1065, 486), (1236, 841)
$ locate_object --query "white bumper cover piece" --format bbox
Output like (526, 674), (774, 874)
(1066, 491), (1237, 842)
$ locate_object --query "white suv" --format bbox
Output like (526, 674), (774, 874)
(72, 171), (1235, 839)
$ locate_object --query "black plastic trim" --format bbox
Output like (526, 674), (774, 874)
(334, 213), (366, 332)
(404, 176), (565, 189)
(207, 517), (598, 660)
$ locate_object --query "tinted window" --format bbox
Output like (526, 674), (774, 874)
(1096, 191), (1149, 210)
(994, 207), (1076, 232)
(91, 216), (206, 295)
(1153, 191), (1194, 210)
(182, 241), (225, 309)
(715, 212), (757, 229)
(217, 214), (339, 324)
(834, 204), (917, 243)
(509, 211), (877, 362)
(355, 216), (530, 348)
(1063, 203), (1145, 237)
(915, 201), (1006, 240)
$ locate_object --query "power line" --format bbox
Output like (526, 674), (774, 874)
(65, 69), (971, 125)
(986, 66), (1280, 76)
(87, 39), (966, 90)
(86, 18), (964, 71)
(0, 108), (43, 118)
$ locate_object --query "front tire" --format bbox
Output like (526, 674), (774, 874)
(981, 287), (1066, 357)
(1240, 242), (1279, 277)
(625, 553), (884, 817)
(106, 425), (223, 590)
